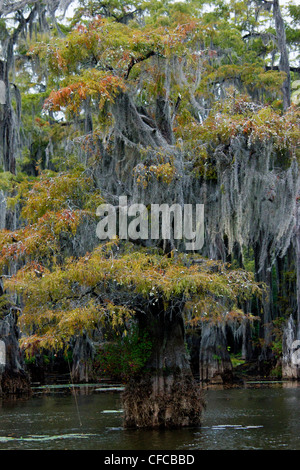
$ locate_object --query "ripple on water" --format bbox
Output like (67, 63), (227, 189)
(0, 433), (97, 443)
(211, 425), (264, 430)
(101, 410), (123, 414)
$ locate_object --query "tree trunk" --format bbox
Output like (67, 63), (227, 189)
(282, 315), (300, 379)
(155, 96), (174, 145)
(199, 322), (233, 384)
(273, 0), (291, 110)
(0, 58), (17, 174)
(0, 311), (31, 396)
(122, 307), (204, 428)
(71, 333), (95, 383)
(295, 192), (300, 339)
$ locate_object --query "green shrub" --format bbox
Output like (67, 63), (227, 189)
(94, 326), (152, 381)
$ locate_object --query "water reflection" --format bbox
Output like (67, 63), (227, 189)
(0, 382), (299, 450)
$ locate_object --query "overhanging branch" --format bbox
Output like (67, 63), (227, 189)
(125, 50), (157, 80)
(265, 65), (300, 74)
(0, 0), (73, 17)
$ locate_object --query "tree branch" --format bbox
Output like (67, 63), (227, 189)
(265, 65), (300, 74)
(0, 0), (73, 17)
(125, 50), (157, 80)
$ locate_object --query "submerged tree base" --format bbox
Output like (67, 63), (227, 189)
(0, 369), (32, 396)
(122, 372), (204, 429)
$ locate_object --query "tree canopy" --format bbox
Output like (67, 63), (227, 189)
(0, 0), (299, 389)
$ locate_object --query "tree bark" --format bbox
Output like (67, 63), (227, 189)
(0, 59), (16, 174)
(122, 306), (204, 428)
(199, 322), (233, 384)
(295, 192), (300, 339)
(155, 96), (174, 145)
(0, 311), (31, 396)
(71, 333), (95, 383)
(282, 315), (300, 379)
(272, 0), (291, 110)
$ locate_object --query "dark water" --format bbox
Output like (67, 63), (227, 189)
(0, 382), (300, 450)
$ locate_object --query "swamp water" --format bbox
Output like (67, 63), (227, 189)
(0, 382), (300, 450)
